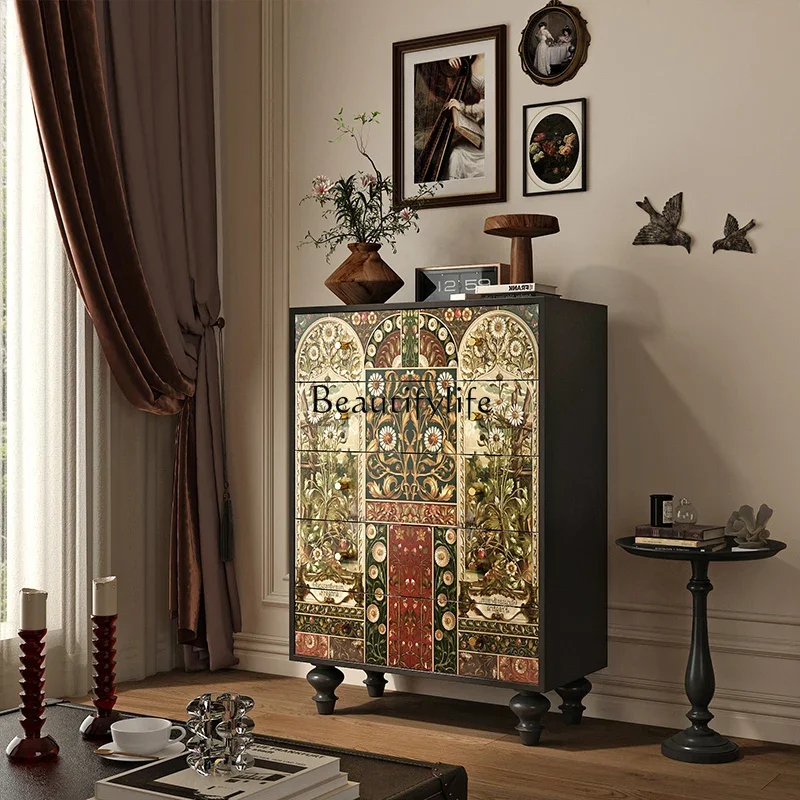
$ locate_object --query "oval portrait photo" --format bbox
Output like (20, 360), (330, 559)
(523, 98), (586, 197)
(519, 1), (590, 86)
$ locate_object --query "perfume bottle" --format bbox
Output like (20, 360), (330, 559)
(674, 497), (698, 525)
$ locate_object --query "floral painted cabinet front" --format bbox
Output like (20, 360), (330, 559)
(293, 303), (541, 687)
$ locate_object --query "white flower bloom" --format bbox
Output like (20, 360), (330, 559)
(507, 404), (524, 427)
(321, 425), (339, 446)
(368, 374), (385, 397)
(489, 316), (507, 339)
(424, 425), (443, 453)
(490, 396), (507, 416)
(378, 425), (397, 451)
(321, 323), (337, 343)
(487, 427), (506, 450)
(436, 372), (455, 397)
(307, 410), (321, 425)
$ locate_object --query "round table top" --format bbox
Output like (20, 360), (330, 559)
(616, 536), (786, 562)
(483, 214), (560, 239)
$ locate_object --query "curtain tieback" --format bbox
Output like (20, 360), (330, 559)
(210, 313), (234, 562)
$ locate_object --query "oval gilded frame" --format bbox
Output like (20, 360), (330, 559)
(519, 0), (590, 87)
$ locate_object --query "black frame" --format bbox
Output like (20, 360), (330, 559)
(289, 295), (607, 693)
(522, 97), (587, 198)
(392, 25), (507, 210)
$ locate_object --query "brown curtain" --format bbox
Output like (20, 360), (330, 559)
(15, 0), (241, 670)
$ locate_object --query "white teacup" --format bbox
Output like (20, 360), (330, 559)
(111, 718), (186, 755)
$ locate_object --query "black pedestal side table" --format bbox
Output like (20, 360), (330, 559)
(616, 536), (786, 764)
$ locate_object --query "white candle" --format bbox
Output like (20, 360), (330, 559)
(20, 588), (47, 631)
(92, 576), (118, 617)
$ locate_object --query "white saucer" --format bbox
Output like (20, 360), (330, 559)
(99, 741), (186, 763)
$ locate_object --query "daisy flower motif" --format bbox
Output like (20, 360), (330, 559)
(308, 344), (320, 361)
(506, 403), (524, 427)
(368, 374), (385, 397)
(424, 425), (443, 453)
(367, 311), (378, 325)
(489, 316), (507, 339)
(490, 396), (507, 416)
(487, 427), (506, 450)
(306, 409), (321, 425)
(506, 562), (518, 576)
(321, 323), (337, 344)
(509, 338), (524, 358)
(378, 425), (397, 451)
(462, 308), (472, 321)
(443, 308), (455, 323)
(312, 547), (322, 561)
(320, 425), (339, 446)
(436, 372), (455, 397)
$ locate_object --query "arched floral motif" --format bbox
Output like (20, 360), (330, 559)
(296, 316), (364, 382)
(458, 309), (538, 380)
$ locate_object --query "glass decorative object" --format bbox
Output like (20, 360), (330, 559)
(674, 498), (698, 526)
(186, 692), (255, 776)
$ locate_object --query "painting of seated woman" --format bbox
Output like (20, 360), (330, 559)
(393, 26), (507, 209)
(519, 1), (590, 87)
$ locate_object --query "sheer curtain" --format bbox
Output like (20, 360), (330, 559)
(0, 0), (175, 708)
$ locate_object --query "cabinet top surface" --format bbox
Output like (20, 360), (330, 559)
(616, 536), (786, 562)
(290, 294), (607, 316)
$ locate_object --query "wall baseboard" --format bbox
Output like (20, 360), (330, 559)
(234, 632), (800, 747)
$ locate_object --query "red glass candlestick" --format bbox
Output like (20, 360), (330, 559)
(80, 614), (122, 740)
(6, 629), (59, 762)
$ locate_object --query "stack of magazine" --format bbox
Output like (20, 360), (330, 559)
(449, 282), (559, 301)
(90, 742), (359, 800)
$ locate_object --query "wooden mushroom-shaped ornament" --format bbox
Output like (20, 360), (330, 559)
(483, 214), (559, 283)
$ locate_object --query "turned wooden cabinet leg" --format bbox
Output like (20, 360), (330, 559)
(363, 670), (388, 698)
(509, 691), (550, 746)
(306, 666), (344, 715)
(556, 677), (592, 725)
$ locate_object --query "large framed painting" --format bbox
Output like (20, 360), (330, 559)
(392, 26), (507, 209)
(523, 98), (586, 197)
(519, 1), (590, 87)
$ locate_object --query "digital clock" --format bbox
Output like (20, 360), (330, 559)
(415, 264), (510, 302)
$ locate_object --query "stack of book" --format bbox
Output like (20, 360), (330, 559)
(634, 524), (728, 552)
(91, 742), (359, 800)
(449, 282), (560, 301)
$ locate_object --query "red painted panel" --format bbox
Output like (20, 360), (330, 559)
(387, 596), (433, 671)
(388, 525), (433, 597)
(498, 655), (539, 684)
(294, 632), (329, 659)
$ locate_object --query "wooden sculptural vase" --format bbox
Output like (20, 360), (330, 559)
(325, 243), (404, 305)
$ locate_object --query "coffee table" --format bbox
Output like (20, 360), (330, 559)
(0, 702), (467, 799)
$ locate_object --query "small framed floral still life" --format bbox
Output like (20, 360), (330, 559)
(523, 98), (586, 197)
(392, 25), (507, 209)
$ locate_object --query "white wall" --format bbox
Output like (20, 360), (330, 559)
(220, 0), (800, 744)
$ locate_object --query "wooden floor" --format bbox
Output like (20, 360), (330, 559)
(91, 670), (800, 800)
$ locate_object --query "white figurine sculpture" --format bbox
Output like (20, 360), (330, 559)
(725, 504), (773, 548)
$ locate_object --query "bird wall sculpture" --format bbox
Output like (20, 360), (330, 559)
(632, 192), (692, 253)
(713, 214), (755, 254)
